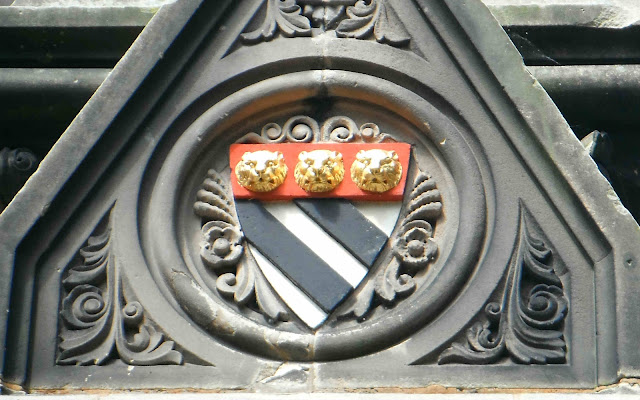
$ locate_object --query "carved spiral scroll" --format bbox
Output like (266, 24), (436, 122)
(238, 116), (394, 144)
(437, 204), (568, 365)
(58, 207), (183, 366)
(283, 115), (320, 143)
(322, 116), (359, 143)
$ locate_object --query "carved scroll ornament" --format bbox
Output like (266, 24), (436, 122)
(242, 0), (410, 46)
(194, 170), (291, 323)
(338, 172), (442, 320)
(58, 208), (183, 366)
(438, 204), (568, 365)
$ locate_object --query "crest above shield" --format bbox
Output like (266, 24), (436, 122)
(1, 0), (639, 393)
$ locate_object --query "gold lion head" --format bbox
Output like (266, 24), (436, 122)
(351, 149), (402, 193)
(235, 150), (288, 192)
(295, 150), (345, 192)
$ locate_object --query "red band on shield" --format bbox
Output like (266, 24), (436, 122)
(229, 143), (411, 201)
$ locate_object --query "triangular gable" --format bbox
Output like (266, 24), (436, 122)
(1, 0), (639, 393)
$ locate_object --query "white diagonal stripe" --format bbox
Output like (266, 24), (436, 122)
(353, 201), (403, 237)
(249, 245), (327, 329)
(262, 202), (368, 287)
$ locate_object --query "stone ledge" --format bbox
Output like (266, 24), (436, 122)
(0, 6), (156, 27)
(485, 1), (640, 28)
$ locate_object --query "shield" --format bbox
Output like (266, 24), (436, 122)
(230, 140), (409, 328)
(235, 199), (400, 328)
(195, 116), (441, 330)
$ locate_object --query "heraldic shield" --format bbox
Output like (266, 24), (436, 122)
(194, 116), (442, 330)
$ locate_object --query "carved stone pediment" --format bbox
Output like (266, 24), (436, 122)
(1, 0), (639, 393)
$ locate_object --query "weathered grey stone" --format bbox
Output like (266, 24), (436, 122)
(0, 69), (110, 158)
(9, 0), (174, 6)
(1, 0), (639, 394)
(0, 6), (156, 26)
(0, 148), (39, 211)
(485, 0), (640, 28)
(528, 65), (640, 135)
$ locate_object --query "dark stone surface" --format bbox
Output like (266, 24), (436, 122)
(3, 3), (640, 223)
(506, 26), (640, 66)
(0, 0), (639, 393)
(0, 148), (39, 210)
(529, 65), (640, 137)
(0, 68), (110, 159)
(0, 0), (215, 390)
(0, 7), (150, 68)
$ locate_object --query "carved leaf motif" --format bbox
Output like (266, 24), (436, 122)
(217, 262), (255, 305)
(254, 270), (290, 323)
(336, 0), (410, 46)
(115, 302), (183, 365)
(195, 171), (289, 323)
(338, 169), (441, 320)
(62, 230), (110, 288)
(376, 258), (416, 302)
(337, 1), (376, 37)
(194, 170), (235, 224)
(303, 3), (348, 29)
(216, 260), (290, 323)
(405, 173), (443, 222)
(438, 205), (568, 365)
(325, 5), (347, 29)
(242, 0), (312, 43)
(58, 208), (183, 366)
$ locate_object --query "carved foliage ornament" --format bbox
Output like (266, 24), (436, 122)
(242, 0), (312, 43)
(238, 115), (393, 144)
(437, 204), (568, 365)
(242, 0), (410, 46)
(57, 207), (183, 366)
(194, 171), (291, 323)
(338, 171), (441, 320)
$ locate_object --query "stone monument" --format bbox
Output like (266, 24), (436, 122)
(1, 0), (639, 394)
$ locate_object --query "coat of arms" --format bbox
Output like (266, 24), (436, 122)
(194, 116), (442, 329)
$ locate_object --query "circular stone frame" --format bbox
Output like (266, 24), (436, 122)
(141, 70), (489, 361)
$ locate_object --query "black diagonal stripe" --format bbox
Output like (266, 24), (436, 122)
(294, 199), (389, 268)
(235, 200), (353, 312)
